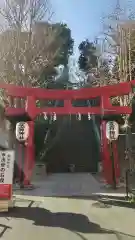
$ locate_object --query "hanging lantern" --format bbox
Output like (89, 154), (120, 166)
(53, 112), (57, 121)
(43, 112), (48, 120)
(88, 113), (91, 120)
(16, 122), (29, 142)
(76, 113), (81, 121)
(106, 121), (119, 141)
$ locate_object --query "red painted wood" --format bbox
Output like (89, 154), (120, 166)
(23, 121), (35, 186)
(4, 81), (133, 119)
(0, 80), (133, 99)
(5, 104), (132, 117)
(100, 121), (113, 185)
(112, 141), (120, 183)
(18, 143), (22, 182)
(5, 108), (26, 116)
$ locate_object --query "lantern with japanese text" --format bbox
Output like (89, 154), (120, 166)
(106, 121), (119, 141)
(15, 122), (29, 142)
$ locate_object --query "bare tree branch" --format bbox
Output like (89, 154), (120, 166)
(0, 0), (62, 99)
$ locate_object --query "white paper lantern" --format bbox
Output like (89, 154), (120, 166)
(76, 113), (81, 121)
(53, 112), (57, 121)
(43, 112), (48, 120)
(16, 122), (29, 142)
(88, 113), (91, 120)
(106, 121), (119, 141)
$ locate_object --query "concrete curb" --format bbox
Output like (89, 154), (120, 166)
(13, 194), (49, 201)
(13, 192), (127, 202)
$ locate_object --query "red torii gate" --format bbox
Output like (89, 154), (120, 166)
(1, 80), (135, 187)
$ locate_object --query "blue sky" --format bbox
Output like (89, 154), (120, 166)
(52, 0), (115, 56)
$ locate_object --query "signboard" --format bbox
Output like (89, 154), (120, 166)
(16, 122), (29, 142)
(0, 151), (15, 199)
(106, 121), (119, 141)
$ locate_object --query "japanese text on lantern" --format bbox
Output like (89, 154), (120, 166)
(0, 152), (6, 183)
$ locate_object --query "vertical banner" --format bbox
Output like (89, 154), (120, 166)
(0, 151), (15, 199)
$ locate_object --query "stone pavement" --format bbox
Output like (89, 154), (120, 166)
(0, 196), (135, 240)
(14, 173), (107, 197)
(0, 173), (134, 239)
